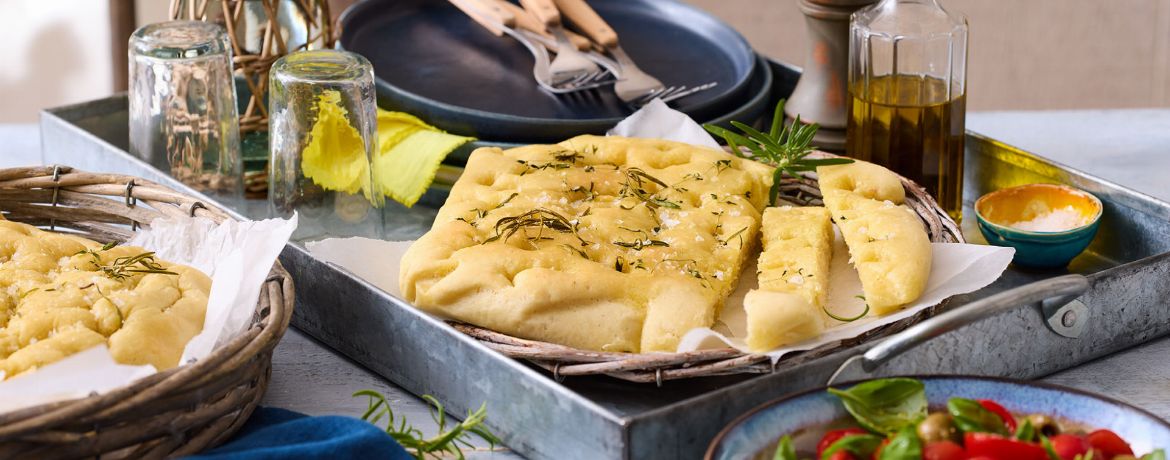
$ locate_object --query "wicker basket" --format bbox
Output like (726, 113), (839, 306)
(451, 151), (964, 385)
(0, 166), (294, 459)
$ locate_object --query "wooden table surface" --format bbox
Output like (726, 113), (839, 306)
(6, 109), (1170, 459)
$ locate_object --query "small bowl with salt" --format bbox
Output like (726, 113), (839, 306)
(975, 183), (1103, 268)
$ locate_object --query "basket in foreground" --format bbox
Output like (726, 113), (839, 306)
(0, 166), (294, 459)
(449, 151), (964, 384)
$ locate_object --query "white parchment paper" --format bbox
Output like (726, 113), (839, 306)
(307, 101), (1013, 360)
(0, 214), (297, 413)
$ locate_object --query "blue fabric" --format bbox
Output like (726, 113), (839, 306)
(186, 407), (412, 460)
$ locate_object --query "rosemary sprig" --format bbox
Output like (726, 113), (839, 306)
(355, 390), (501, 460)
(703, 99), (854, 205)
(77, 242), (178, 280)
(824, 304), (870, 322)
(613, 239), (670, 250)
(484, 208), (589, 247)
(618, 167), (681, 209)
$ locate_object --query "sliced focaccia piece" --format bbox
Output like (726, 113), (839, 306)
(744, 206), (833, 351)
(818, 160), (930, 315)
(833, 195), (932, 315)
(818, 160), (906, 212)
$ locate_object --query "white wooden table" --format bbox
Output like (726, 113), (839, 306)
(6, 109), (1170, 458)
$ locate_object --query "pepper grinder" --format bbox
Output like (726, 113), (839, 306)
(785, 0), (879, 152)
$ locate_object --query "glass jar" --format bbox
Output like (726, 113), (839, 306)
(268, 49), (383, 241)
(847, 0), (968, 221)
(128, 21), (243, 200)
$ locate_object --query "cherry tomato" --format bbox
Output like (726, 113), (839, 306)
(817, 429), (869, 458)
(965, 432), (1049, 460)
(1087, 429), (1134, 457)
(1050, 434), (1090, 460)
(923, 440), (966, 460)
(978, 399), (1019, 432)
(828, 452), (856, 460)
(967, 457), (998, 460)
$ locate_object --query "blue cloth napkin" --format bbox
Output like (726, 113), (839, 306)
(186, 407), (412, 459)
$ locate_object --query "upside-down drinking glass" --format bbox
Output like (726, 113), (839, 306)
(128, 20), (243, 200)
(268, 49), (383, 241)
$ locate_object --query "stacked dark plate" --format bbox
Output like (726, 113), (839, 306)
(340, 0), (792, 164)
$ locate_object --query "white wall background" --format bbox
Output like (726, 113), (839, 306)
(2, 0), (1169, 123)
(0, 0), (113, 123)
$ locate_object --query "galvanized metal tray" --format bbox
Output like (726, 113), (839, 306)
(39, 61), (1170, 459)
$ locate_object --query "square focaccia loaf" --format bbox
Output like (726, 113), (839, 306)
(399, 135), (773, 353)
(818, 161), (931, 315)
(744, 206), (833, 351)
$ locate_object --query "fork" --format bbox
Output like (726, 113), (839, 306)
(553, 0), (668, 104)
(519, 0), (603, 86)
(494, 0), (620, 79)
(448, 0), (608, 93)
(629, 81), (720, 107)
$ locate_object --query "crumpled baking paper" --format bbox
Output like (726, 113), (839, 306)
(0, 214), (297, 413)
(306, 101), (1014, 359)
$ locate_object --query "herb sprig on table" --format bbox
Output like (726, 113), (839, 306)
(703, 99), (853, 205)
(355, 390), (501, 459)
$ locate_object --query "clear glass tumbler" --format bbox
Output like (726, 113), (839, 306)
(129, 20), (243, 200)
(268, 49), (383, 241)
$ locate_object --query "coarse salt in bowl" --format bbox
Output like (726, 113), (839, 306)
(975, 183), (1103, 268)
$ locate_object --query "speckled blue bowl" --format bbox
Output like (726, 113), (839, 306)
(706, 376), (1170, 460)
(975, 184), (1103, 269)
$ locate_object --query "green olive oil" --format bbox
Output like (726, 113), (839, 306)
(846, 75), (965, 222)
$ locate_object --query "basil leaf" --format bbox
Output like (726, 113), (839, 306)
(821, 434), (885, 460)
(947, 398), (1009, 436)
(1143, 449), (1167, 460)
(773, 435), (797, 460)
(827, 378), (928, 434)
(879, 426), (923, 460)
(1014, 419), (1036, 442)
(1040, 435), (1062, 460)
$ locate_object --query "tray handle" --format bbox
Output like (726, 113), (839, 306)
(828, 274), (1091, 385)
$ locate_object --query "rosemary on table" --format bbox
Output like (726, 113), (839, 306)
(355, 390), (501, 460)
(703, 98), (854, 205)
(77, 242), (178, 281)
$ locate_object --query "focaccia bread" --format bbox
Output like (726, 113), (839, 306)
(744, 206), (833, 351)
(818, 161), (931, 315)
(400, 135), (773, 352)
(0, 218), (210, 380)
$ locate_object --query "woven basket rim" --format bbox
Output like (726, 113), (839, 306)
(0, 165), (294, 458)
(443, 151), (965, 384)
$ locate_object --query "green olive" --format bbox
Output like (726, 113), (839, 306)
(1111, 456), (1139, 460)
(1025, 414), (1061, 437)
(917, 412), (959, 443)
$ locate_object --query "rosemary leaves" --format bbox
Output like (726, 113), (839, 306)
(77, 243), (178, 280)
(355, 390), (500, 459)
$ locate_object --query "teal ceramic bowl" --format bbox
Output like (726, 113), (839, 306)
(975, 184), (1103, 269)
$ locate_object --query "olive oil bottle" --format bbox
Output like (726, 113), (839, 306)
(846, 75), (965, 220)
(848, 0), (968, 221)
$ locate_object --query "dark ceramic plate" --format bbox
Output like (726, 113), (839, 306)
(440, 53), (775, 166)
(339, 0), (757, 142)
(707, 376), (1170, 460)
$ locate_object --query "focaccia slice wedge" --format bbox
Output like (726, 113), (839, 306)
(744, 206), (833, 351)
(400, 135), (773, 353)
(818, 160), (931, 315)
